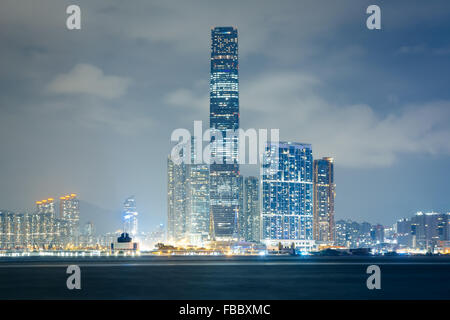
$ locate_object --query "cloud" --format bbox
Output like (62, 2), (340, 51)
(47, 64), (131, 99)
(165, 88), (208, 111)
(166, 72), (450, 168)
(397, 44), (450, 56)
(241, 73), (450, 167)
(79, 101), (154, 136)
(1, 0), (450, 225)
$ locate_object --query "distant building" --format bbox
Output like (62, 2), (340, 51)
(394, 217), (411, 247)
(186, 138), (210, 245)
(0, 210), (26, 248)
(370, 224), (385, 244)
(167, 156), (176, 242)
(313, 157), (336, 245)
(59, 194), (80, 243)
(167, 138), (211, 245)
(150, 224), (165, 243)
(123, 196), (138, 237)
(111, 232), (138, 254)
(209, 26), (241, 241)
(79, 221), (96, 247)
(36, 198), (56, 218)
(0, 209), (67, 249)
(335, 219), (374, 248)
(167, 155), (187, 243)
(83, 221), (95, 237)
(139, 224), (166, 250)
(396, 212), (450, 250)
(239, 176), (260, 242)
(261, 141), (314, 251)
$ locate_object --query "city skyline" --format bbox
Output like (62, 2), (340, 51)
(1, 1), (450, 305)
(1, 1), (450, 233)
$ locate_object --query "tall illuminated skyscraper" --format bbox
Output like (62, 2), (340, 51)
(261, 142), (314, 251)
(313, 157), (336, 244)
(209, 26), (241, 241)
(123, 196), (138, 237)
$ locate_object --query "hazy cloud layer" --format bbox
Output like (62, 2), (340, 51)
(167, 73), (450, 167)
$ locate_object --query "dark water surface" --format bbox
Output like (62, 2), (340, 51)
(0, 255), (449, 299)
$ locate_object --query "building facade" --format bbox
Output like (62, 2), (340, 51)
(395, 212), (450, 250)
(313, 157), (336, 244)
(167, 139), (211, 245)
(167, 155), (187, 243)
(261, 142), (314, 250)
(36, 198), (56, 218)
(209, 26), (241, 241)
(35, 198), (58, 245)
(239, 176), (260, 242)
(335, 219), (383, 248)
(59, 194), (80, 243)
(0, 210), (68, 249)
(186, 159), (210, 245)
(123, 196), (138, 237)
(0, 210), (26, 248)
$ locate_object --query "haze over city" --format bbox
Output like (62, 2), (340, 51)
(1, 0), (450, 234)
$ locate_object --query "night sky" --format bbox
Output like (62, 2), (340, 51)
(1, 0), (449, 233)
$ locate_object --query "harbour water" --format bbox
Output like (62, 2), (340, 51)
(0, 255), (448, 299)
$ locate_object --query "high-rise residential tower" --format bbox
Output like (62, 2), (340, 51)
(209, 26), (241, 241)
(261, 142), (314, 251)
(313, 157), (336, 244)
(123, 196), (138, 237)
